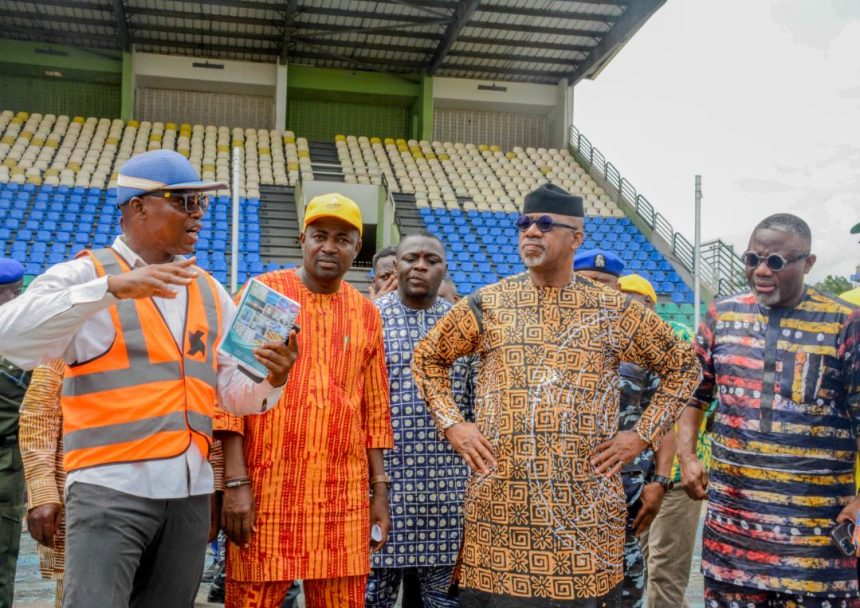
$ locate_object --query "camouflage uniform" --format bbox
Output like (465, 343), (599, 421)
(618, 362), (659, 608)
(0, 356), (31, 608)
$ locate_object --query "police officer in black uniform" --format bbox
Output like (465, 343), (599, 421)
(0, 258), (32, 608)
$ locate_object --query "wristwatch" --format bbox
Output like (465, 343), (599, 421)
(651, 475), (674, 492)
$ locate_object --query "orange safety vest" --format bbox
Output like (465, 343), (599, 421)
(61, 247), (222, 472)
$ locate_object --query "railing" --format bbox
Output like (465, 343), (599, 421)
(568, 125), (747, 296)
(380, 172), (398, 247)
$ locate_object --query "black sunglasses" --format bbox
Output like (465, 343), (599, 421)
(516, 214), (580, 233)
(742, 251), (809, 272)
(144, 190), (210, 214)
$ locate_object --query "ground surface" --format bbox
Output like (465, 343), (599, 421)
(14, 510), (705, 607)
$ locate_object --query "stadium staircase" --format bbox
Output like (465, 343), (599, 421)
(308, 141), (344, 182)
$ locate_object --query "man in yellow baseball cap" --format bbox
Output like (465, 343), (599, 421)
(618, 274), (658, 309)
(303, 192), (363, 236)
(219, 191), (395, 607)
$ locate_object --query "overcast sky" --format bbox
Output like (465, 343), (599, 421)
(574, 0), (860, 284)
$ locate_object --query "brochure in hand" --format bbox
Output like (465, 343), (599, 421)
(218, 279), (301, 378)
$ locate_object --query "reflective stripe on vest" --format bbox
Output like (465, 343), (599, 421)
(65, 410), (213, 452)
(61, 247), (220, 471)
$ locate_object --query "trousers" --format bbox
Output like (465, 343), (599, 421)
(226, 576), (367, 608)
(640, 486), (702, 608)
(366, 566), (458, 608)
(62, 482), (210, 608)
(0, 444), (25, 608)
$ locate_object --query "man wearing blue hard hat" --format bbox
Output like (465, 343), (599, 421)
(0, 150), (298, 608)
(0, 258), (31, 608)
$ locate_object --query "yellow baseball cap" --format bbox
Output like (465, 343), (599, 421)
(618, 273), (657, 305)
(303, 193), (363, 236)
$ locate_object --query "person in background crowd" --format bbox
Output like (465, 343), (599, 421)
(680, 213), (860, 607)
(366, 232), (473, 608)
(437, 274), (459, 305)
(223, 193), (394, 608)
(616, 274), (707, 608)
(0, 150), (295, 608)
(840, 222), (860, 306)
(573, 258), (677, 608)
(369, 246), (398, 299)
(412, 183), (701, 607)
(0, 258), (31, 608)
(19, 359), (66, 608)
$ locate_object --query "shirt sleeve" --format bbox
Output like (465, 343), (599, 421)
(0, 259), (117, 369)
(19, 359), (66, 509)
(412, 296), (484, 433)
(214, 282), (284, 416)
(362, 306), (394, 449)
(838, 309), (860, 438)
(689, 302), (719, 411)
(617, 300), (702, 447)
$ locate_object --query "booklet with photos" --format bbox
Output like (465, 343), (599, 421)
(218, 279), (301, 378)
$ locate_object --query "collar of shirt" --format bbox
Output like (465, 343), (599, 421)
(111, 236), (184, 270)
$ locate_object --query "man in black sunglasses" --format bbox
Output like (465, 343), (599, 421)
(412, 183), (701, 608)
(0, 150), (296, 608)
(678, 213), (860, 607)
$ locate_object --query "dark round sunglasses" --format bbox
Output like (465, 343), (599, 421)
(145, 190), (210, 214)
(742, 251), (809, 272)
(516, 214), (580, 233)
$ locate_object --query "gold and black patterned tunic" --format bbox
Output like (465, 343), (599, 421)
(412, 273), (701, 605)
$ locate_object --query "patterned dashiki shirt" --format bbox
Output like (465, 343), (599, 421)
(691, 287), (860, 597)
(373, 292), (474, 568)
(412, 273), (701, 605)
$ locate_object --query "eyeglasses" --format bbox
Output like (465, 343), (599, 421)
(516, 214), (580, 233)
(742, 251), (809, 272)
(145, 191), (210, 214)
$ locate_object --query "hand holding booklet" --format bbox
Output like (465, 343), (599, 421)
(218, 279), (301, 379)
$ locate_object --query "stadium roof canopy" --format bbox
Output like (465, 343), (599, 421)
(0, 0), (666, 85)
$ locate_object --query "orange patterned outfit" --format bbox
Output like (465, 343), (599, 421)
(226, 269), (394, 607)
(412, 274), (701, 607)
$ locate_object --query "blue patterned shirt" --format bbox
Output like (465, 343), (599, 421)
(373, 292), (474, 568)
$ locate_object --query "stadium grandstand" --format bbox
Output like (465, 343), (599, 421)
(0, 0), (746, 327)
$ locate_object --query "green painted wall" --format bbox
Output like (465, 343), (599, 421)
(287, 64), (419, 102)
(287, 98), (410, 141)
(121, 52), (134, 121)
(411, 73), (433, 140)
(0, 74), (121, 118)
(286, 64), (419, 140)
(0, 38), (122, 117)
